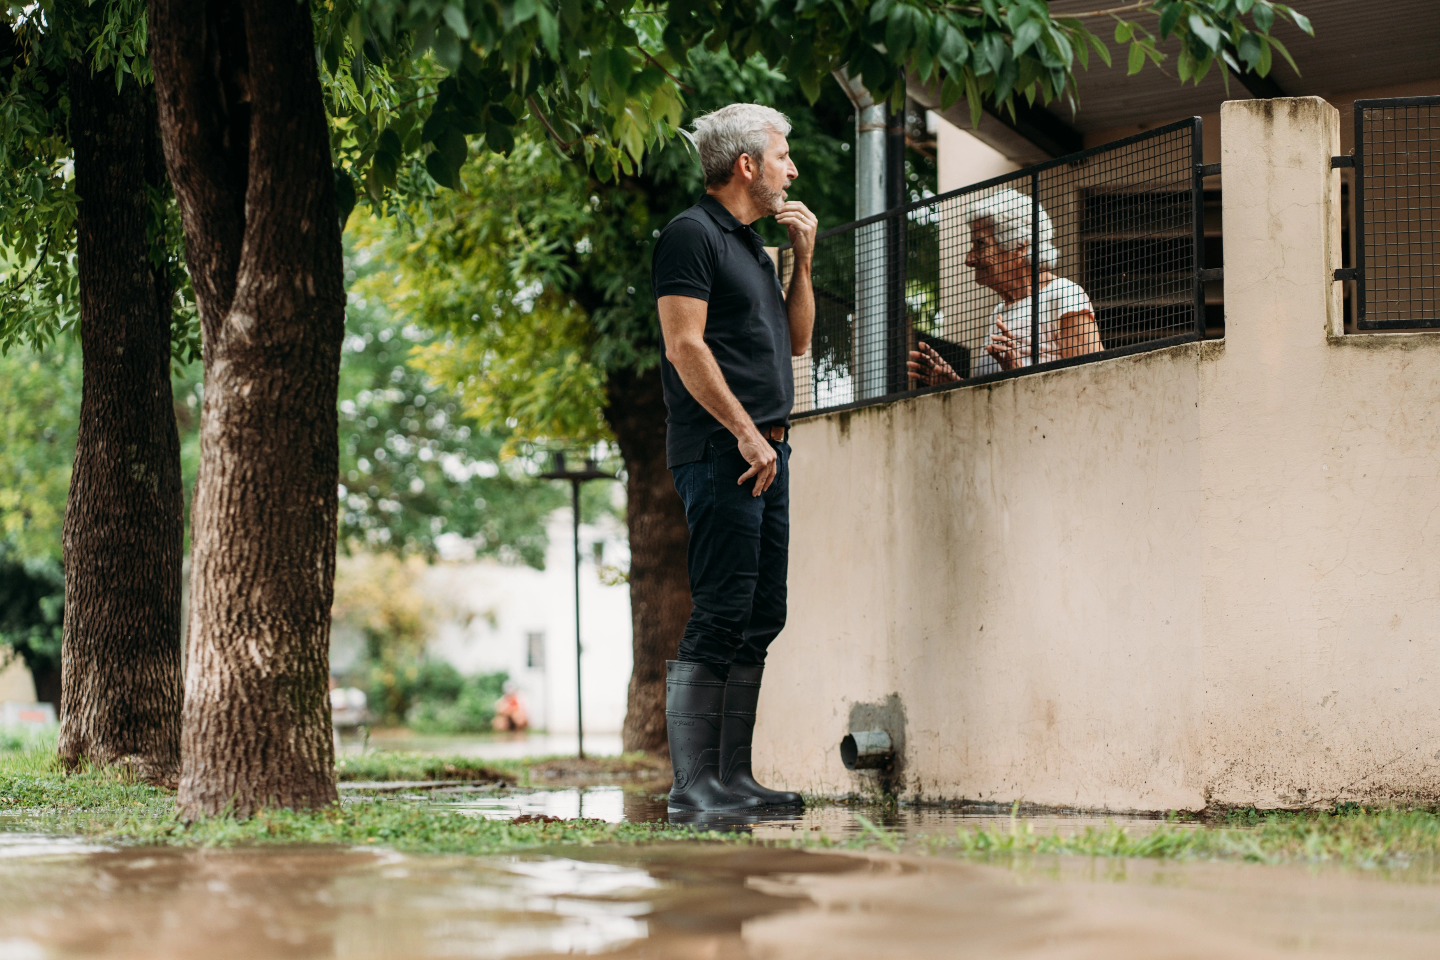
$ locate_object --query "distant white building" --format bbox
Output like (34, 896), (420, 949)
(331, 509), (634, 735)
(0, 654), (36, 705)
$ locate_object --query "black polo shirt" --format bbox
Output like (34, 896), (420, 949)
(652, 194), (793, 468)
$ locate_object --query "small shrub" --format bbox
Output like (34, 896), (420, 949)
(406, 671), (508, 734)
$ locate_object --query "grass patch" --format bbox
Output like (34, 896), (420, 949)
(893, 806), (1440, 869)
(334, 750), (670, 789)
(335, 753), (518, 785)
(10, 736), (1440, 869)
(0, 739), (712, 854)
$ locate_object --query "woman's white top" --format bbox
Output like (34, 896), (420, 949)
(971, 277), (1094, 377)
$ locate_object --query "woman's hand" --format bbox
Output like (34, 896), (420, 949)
(986, 318), (1026, 371)
(907, 341), (962, 387)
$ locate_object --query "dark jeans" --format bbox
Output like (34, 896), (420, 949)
(671, 431), (791, 674)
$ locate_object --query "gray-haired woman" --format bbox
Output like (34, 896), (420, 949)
(908, 187), (1103, 386)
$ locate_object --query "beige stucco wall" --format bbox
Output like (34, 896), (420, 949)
(757, 98), (1440, 810)
(0, 651), (37, 704)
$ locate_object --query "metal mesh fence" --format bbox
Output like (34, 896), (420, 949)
(785, 119), (1207, 417)
(1354, 97), (1440, 330)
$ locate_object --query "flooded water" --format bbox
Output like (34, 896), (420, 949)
(5, 822), (1440, 959)
(386, 784), (1192, 844)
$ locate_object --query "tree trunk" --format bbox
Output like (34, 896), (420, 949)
(58, 63), (184, 786)
(605, 367), (691, 756)
(150, 0), (344, 818)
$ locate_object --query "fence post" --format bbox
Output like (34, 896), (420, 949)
(1220, 98), (1343, 351)
(1030, 173), (1040, 367)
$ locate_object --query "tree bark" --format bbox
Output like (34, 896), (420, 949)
(605, 367), (691, 756)
(150, 0), (344, 818)
(58, 63), (184, 786)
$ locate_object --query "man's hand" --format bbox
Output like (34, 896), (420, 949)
(736, 430), (779, 497)
(775, 201), (818, 260)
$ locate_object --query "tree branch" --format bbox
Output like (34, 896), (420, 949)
(1058, 2), (1152, 19)
(638, 48), (693, 94)
(1, 232), (54, 296)
(528, 97), (578, 153)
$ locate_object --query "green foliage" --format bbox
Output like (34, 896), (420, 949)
(0, 2), (196, 356)
(0, 545), (64, 679)
(0, 340), (78, 561)
(339, 239), (565, 560)
(322, 0), (1313, 193)
(362, 655), (508, 733)
(402, 665), (508, 734)
(361, 49), (855, 448)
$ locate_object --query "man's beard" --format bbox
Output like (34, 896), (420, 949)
(749, 165), (785, 215)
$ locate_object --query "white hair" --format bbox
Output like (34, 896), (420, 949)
(965, 187), (1058, 270)
(691, 103), (792, 188)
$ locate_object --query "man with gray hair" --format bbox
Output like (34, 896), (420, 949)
(652, 102), (818, 814)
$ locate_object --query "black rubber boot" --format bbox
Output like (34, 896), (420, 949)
(666, 661), (764, 813)
(720, 664), (804, 808)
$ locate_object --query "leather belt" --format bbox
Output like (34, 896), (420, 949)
(763, 425), (788, 443)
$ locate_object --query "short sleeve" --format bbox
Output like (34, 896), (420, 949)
(1048, 278), (1094, 318)
(652, 216), (718, 302)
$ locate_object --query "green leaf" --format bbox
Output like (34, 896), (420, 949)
(606, 47), (632, 94)
(1268, 35), (1299, 75)
(485, 122), (516, 156)
(1159, 4), (1183, 38)
(798, 69), (821, 103)
(1253, 2), (1276, 33)
(1127, 41), (1146, 75)
(886, 5), (917, 58)
(1089, 32), (1112, 68)
(1187, 14), (1223, 53)
(433, 27), (463, 72)
(937, 22), (970, 72)
(980, 32), (1007, 76)
(442, 4), (471, 40)
(1237, 0), (1255, 12)
(334, 168), (358, 226)
(511, 0), (540, 26)
(425, 151), (460, 190)
(537, 7), (560, 57)
(1289, 9), (1313, 35)
(1012, 18), (1042, 58)
(435, 127), (468, 173)
(1237, 32), (1263, 70)
(1114, 21), (1134, 44)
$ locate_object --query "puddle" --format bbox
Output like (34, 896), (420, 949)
(414, 785), (1190, 843)
(3, 836), (1440, 959)
(0, 832), (111, 860)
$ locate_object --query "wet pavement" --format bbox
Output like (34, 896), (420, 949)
(5, 818), (1440, 958)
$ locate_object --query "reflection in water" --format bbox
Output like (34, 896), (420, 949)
(442, 786), (635, 822)
(0, 845), (663, 960)
(428, 784), (1186, 843)
(6, 823), (1440, 958)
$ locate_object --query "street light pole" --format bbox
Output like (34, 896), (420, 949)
(569, 478), (583, 758)
(540, 451), (616, 760)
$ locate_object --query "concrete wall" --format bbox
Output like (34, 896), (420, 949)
(757, 98), (1440, 811)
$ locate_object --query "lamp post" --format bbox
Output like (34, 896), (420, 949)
(539, 451), (616, 759)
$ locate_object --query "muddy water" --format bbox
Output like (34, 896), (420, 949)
(5, 827), (1440, 959)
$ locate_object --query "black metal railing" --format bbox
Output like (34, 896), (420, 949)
(782, 118), (1214, 417)
(1343, 97), (1440, 330)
